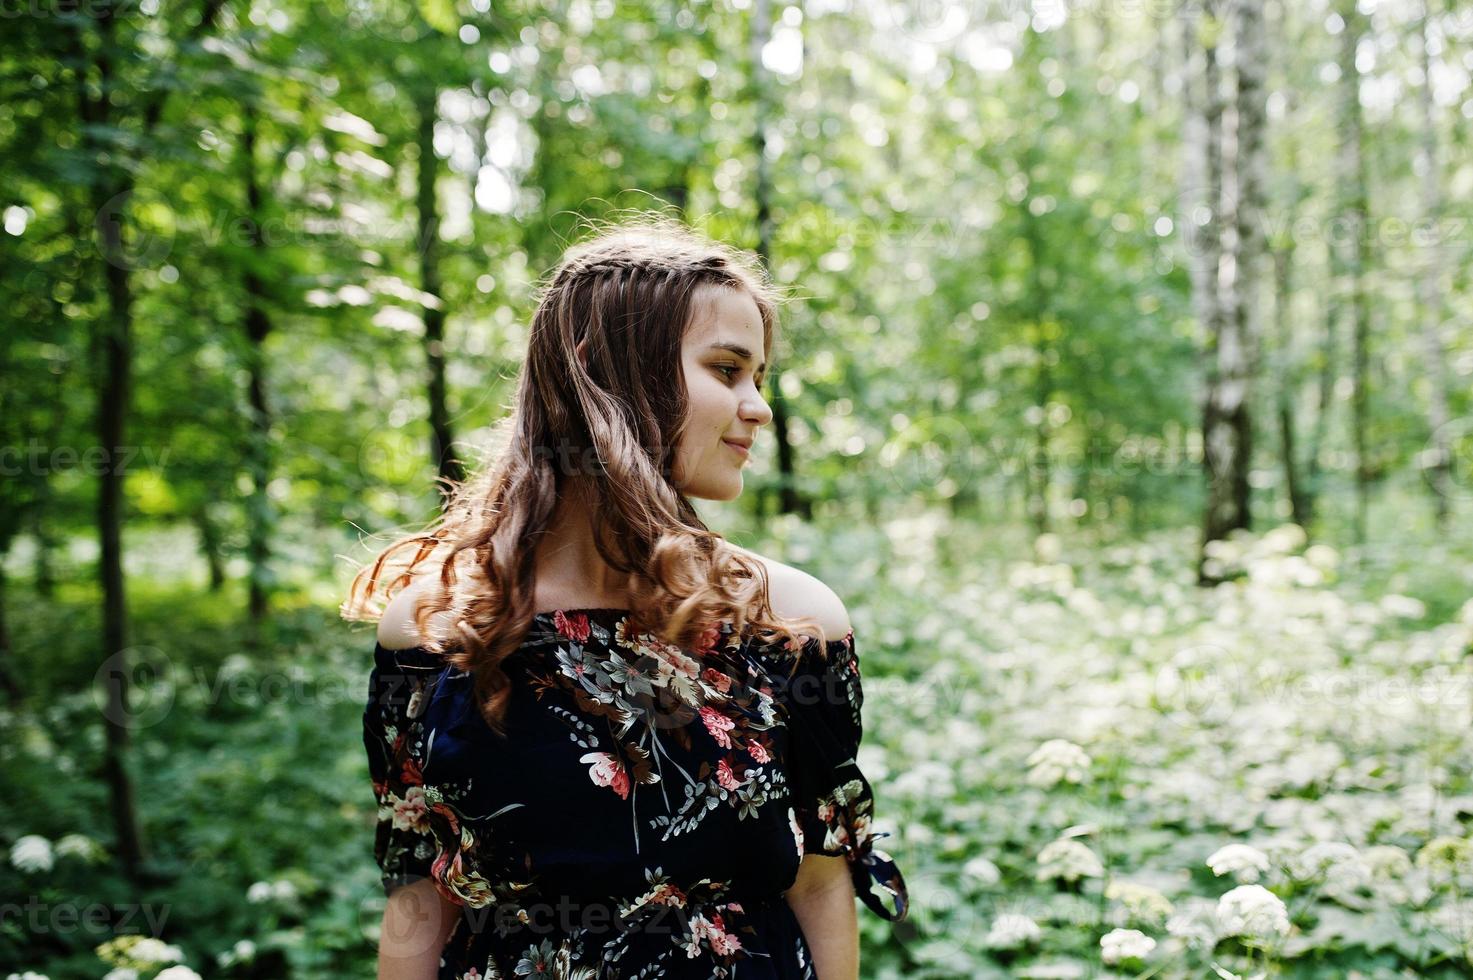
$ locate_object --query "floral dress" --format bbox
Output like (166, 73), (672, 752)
(363, 607), (909, 979)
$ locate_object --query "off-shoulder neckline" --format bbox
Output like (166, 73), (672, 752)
(373, 607), (853, 657)
(374, 609), (628, 655)
(532, 607), (632, 619)
(532, 609), (854, 647)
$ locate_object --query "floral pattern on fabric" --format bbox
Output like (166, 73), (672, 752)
(760, 629), (909, 922)
(362, 608), (908, 979)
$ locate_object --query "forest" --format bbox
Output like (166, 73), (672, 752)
(2, 0), (1472, 976)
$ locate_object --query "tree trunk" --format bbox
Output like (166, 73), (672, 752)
(1019, 26), (1052, 537)
(193, 506), (227, 591)
(82, 6), (148, 882)
(242, 106), (275, 624)
(30, 509), (56, 599)
(1216, 0), (1266, 541)
(415, 88), (463, 492)
(1022, 169), (1051, 538)
(1335, 0), (1372, 545)
(1267, 6), (1311, 533)
(1292, 0), (1335, 533)
(750, 0), (806, 520)
(32, 368), (65, 598)
(75, 0), (224, 888)
(0, 560), (19, 703)
(1414, 0), (1453, 527)
(1304, 238), (1336, 529)
(1273, 244), (1311, 529)
(96, 185), (149, 886)
(1182, 2), (1230, 582)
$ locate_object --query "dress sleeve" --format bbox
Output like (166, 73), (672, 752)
(362, 642), (448, 900)
(777, 629), (909, 922)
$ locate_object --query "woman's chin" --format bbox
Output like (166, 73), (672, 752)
(702, 477), (744, 502)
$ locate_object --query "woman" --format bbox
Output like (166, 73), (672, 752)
(343, 218), (908, 980)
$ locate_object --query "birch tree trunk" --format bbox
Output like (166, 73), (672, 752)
(1414, 0), (1453, 527)
(1214, 0), (1264, 544)
(1183, 2), (1230, 582)
(1335, 0), (1373, 545)
(1303, 241), (1337, 527)
(1272, 127), (1311, 531)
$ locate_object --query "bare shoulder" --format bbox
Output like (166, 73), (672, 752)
(376, 576), (457, 650)
(726, 543), (852, 642)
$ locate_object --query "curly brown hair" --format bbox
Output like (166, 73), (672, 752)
(341, 215), (823, 736)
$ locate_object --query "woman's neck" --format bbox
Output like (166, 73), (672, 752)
(532, 479), (636, 608)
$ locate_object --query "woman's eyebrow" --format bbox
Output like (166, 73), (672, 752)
(707, 341), (766, 374)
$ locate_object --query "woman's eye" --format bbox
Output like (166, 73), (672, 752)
(717, 365), (740, 380)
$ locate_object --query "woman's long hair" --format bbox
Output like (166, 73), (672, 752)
(342, 216), (823, 736)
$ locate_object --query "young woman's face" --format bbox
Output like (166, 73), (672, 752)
(671, 286), (773, 500)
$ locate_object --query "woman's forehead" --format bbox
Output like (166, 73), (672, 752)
(685, 286), (765, 348)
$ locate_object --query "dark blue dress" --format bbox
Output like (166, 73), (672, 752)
(363, 607), (909, 979)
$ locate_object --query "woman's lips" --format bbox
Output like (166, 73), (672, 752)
(723, 440), (750, 458)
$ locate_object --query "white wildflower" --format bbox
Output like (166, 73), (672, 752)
(10, 836), (53, 873)
(1292, 841), (1369, 893)
(1429, 902), (1473, 944)
(1015, 964), (1086, 979)
(1206, 844), (1270, 883)
(1210, 966), (1267, 980)
(1260, 525), (1307, 555)
(961, 855), (1001, 885)
(218, 654), (253, 680)
(1026, 739), (1092, 788)
(129, 938), (184, 964)
(1304, 543), (1338, 570)
(1415, 836), (1473, 879)
(1105, 880), (1174, 925)
(1035, 533), (1063, 563)
(1215, 884), (1290, 941)
(984, 912), (1042, 950)
(1362, 845), (1412, 880)
(1035, 839), (1105, 883)
(216, 939), (257, 968)
(1166, 898), (1221, 948)
(246, 881), (274, 903)
(1379, 594), (1426, 619)
(54, 833), (104, 863)
(154, 969), (202, 980)
(102, 970), (139, 980)
(1099, 927), (1156, 964)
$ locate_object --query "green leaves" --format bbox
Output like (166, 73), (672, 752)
(417, 0), (459, 36)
